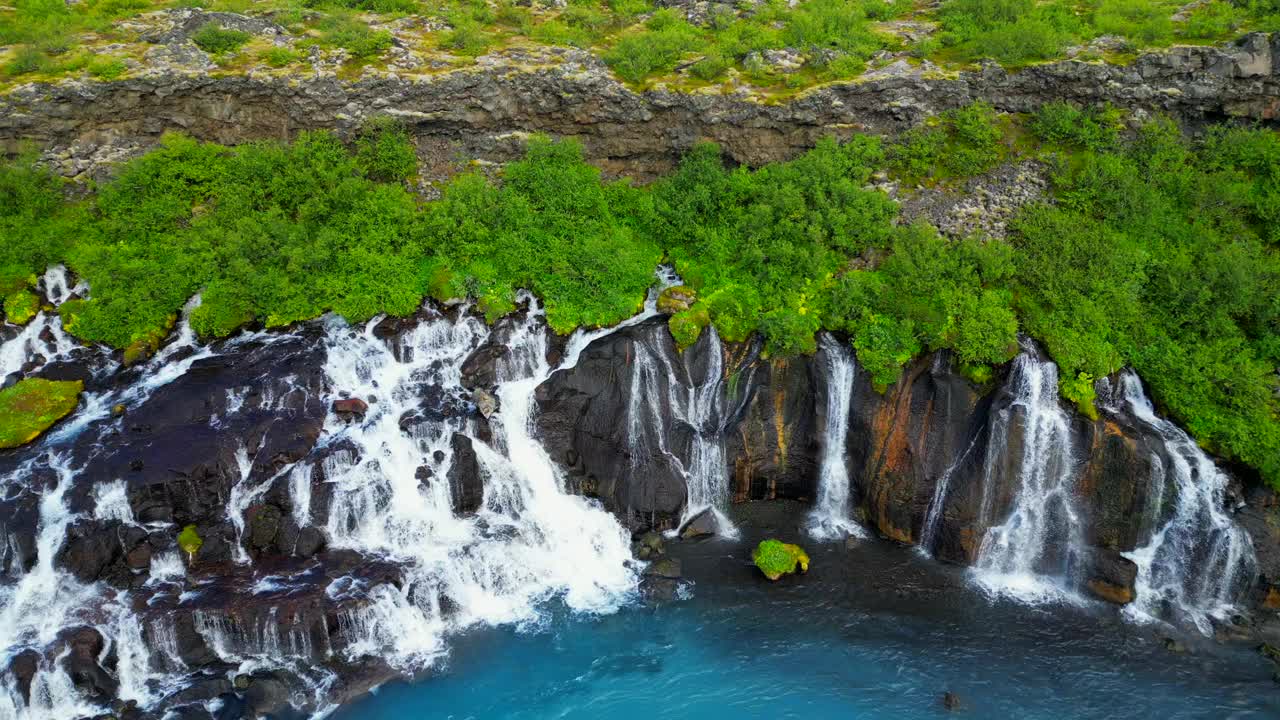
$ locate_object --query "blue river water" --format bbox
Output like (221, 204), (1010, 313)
(332, 504), (1280, 720)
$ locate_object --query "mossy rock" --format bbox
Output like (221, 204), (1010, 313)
(0, 378), (83, 449)
(752, 539), (810, 581)
(178, 524), (204, 559)
(668, 306), (710, 350)
(657, 285), (697, 315)
(2, 288), (40, 325)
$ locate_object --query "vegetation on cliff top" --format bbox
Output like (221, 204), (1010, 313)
(752, 539), (810, 580)
(1, 0), (1278, 93)
(0, 107), (1277, 486)
(0, 378), (82, 449)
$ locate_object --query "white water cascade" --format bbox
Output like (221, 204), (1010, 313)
(317, 293), (643, 672)
(805, 334), (865, 540)
(972, 349), (1087, 603)
(625, 323), (740, 537)
(0, 266), (83, 379)
(1110, 372), (1256, 634)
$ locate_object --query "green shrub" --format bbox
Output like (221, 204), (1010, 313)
(177, 524), (203, 559)
(191, 23), (252, 54)
(2, 288), (40, 324)
(1177, 1), (1245, 39)
(602, 12), (700, 83)
(87, 57), (127, 80)
(323, 18), (393, 59)
(1029, 101), (1123, 151)
(260, 46), (303, 68)
(889, 102), (1003, 180)
(355, 116), (418, 182)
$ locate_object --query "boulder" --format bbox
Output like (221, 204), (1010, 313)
(679, 508), (719, 539)
(644, 557), (682, 579)
(656, 285), (696, 315)
(751, 539), (809, 581)
(333, 397), (369, 418)
(1084, 548), (1139, 605)
(472, 388), (498, 419)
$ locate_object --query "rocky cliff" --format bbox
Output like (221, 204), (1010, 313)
(2, 33), (1278, 185)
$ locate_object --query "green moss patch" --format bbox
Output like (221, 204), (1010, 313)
(752, 539), (810, 581)
(2, 288), (39, 325)
(0, 379), (83, 449)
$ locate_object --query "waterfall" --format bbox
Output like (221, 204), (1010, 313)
(0, 266), (82, 379)
(317, 292), (642, 673)
(1111, 372), (1256, 634)
(806, 334), (864, 540)
(918, 431), (981, 556)
(972, 350), (1087, 603)
(624, 324), (739, 537)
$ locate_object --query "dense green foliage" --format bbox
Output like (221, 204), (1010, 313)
(888, 102), (1006, 181)
(647, 136), (898, 354)
(1012, 118), (1280, 482)
(0, 378), (82, 449)
(752, 539), (810, 580)
(2, 288), (40, 325)
(1, 107), (1277, 487)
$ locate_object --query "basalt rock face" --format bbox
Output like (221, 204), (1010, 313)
(534, 320), (1262, 610)
(3, 34), (1279, 184)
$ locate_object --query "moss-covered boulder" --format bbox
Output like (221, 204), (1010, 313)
(2, 288), (40, 325)
(0, 379), (82, 449)
(668, 306), (710, 350)
(752, 539), (810, 581)
(657, 285), (696, 315)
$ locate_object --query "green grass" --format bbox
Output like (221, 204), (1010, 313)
(0, 378), (82, 449)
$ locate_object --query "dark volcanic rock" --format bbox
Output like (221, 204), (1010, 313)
(1084, 548), (1139, 605)
(446, 432), (484, 514)
(5, 35), (1279, 185)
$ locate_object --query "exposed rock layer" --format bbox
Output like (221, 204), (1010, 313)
(2, 34), (1278, 183)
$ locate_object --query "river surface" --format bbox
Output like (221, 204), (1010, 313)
(332, 503), (1280, 720)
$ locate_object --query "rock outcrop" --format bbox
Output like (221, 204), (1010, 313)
(535, 319), (1267, 613)
(2, 34), (1278, 184)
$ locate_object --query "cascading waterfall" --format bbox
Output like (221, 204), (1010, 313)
(0, 266), (82, 379)
(805, 334), (865, 540)
(972, 349), (1087, 603)
(1110, 372), (1256, 634)
(624, 324), (739, 537)
(317, 291), (645, 673)
(918, 432), (981, 556)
